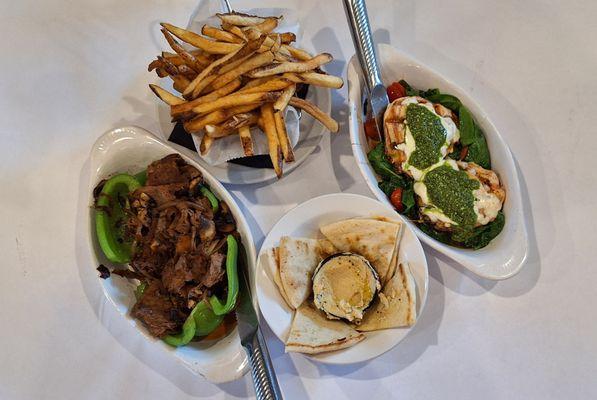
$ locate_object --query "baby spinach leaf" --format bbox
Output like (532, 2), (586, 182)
(418, 223), (454, 245)
(458, 105), (491, 168)
(367, 142), (402, 181)
(458, 105), (476, 146)
(399, 79), (419, 96)
(465, 129), (491, 169)
(425, 93), (462, 112)
(461, 211), (505, 249)
(401, 181), (416, 216)
(419, 88), (440, 98)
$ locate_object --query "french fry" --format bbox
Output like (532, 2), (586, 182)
(155, 67), (168, 78)
(260, 103), (283, 178)
(183, 50), (239, 97)
(270, 34), (282, 54)
(237, 78), (293, 95)
(192, 91), (281, 115)
(176, 64), (198, 78)
(274, 52), (291, 62)
(161, 23), (241, 54)
(183, 104), (262, 133)
(210, 51), (275, 90)
(283, 71), (344, 89)
(187, 36), (265, 98)
(281, 44), (312, 61)
(243, 26), (262, 41)
(252, 17), (279, 34)
(217, 54), (253, 75)
(171, 78), (242, 120)
(274, 111), (295, 162)
(276, 32), (296, 44)
(161, 29), (205, 72)
(216, 12), (280, 27)
(149, 84), (185, 106)
(289, 97), (339, 132)
(205, 112), (259, 138)
(162, 50), (212, 66)
(201, 25), (243, 43)
(191, 74), (217, 98)
(238, 125), (254, 156)
(170, 74), (190, 93)
(240, 76), (279, 90)
(221, 22), (248, 41)
(148, 59), (162, 72)
(199, 133), (214, 155)
(158, 55), (180, 76)
(247, 53), (333, 77)
(245, 30), (289, 53)
(273, 83), (296, 111)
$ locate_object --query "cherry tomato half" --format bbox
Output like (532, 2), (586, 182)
(390, 188), (404, 212)
(364, 118), (380, 140)
(387, 82), (406, 102)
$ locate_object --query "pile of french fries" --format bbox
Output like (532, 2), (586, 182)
(148, 12), (343, 178)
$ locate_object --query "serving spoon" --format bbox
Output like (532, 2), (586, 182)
(342, 0), (388, 140)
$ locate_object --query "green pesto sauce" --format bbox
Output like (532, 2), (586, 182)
(424, 165), (480, 228)
(406, 104), (447, 169)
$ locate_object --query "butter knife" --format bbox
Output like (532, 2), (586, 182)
(342, 0), (388, 138)
(236, 247), (282, 400)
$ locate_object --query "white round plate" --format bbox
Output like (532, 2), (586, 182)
(256, 193), (429, 364)
(86, 126), (256, 383)
(155, 4), (331, 185)
(347, 44), (529, 280)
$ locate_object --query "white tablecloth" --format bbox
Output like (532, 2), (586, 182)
(2, 0), (596, 398)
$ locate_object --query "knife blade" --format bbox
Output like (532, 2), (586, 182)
(236, 245), (283, 400)
(343, 0), (388, 139)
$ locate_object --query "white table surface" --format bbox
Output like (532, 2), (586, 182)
(2, 0), (596, 398)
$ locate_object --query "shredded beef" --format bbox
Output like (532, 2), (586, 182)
(131, 281), (185, 338)
(106, 154), (239, 339)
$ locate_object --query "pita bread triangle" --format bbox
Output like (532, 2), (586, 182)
(320, 218), (401, 284)
(268, 247), (293, 308)
(278, 236), (322, 309)
(368, 216), (403, 284)
(285, 303), (365, 354)
(356, 263), (417, 331)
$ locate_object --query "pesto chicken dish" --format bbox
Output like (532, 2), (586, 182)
(365, 81), (506, 249)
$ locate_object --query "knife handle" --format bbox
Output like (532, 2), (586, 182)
(342, 0), (383, 93)
(245, 328), (283, 400)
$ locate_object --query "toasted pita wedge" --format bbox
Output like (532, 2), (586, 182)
(356, 263), (417, 331)
(367, 216), (403, 283)
(278, 236), (322, 309)
(317, 238), (338, 259)
(285, 303), (365, 354)
(267, 247), (292, 308)
(320, 218), (401, 284)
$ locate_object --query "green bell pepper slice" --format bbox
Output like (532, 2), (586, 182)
(200, 186), (219, 213)
(134, 169), (147, 186)
(193, 301), (224, 337)
(95, 173), (141, 264)
(209, 235), (239, 315)
(163, 302), (200, 347)
(163, 300), (224, 347)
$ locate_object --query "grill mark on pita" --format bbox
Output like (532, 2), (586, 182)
(399, 264), (412, 323)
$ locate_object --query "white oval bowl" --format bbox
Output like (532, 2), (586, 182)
(347, 44), (528, 280)
(87, 126), (256, 383)
(256, 193), (428, 364)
